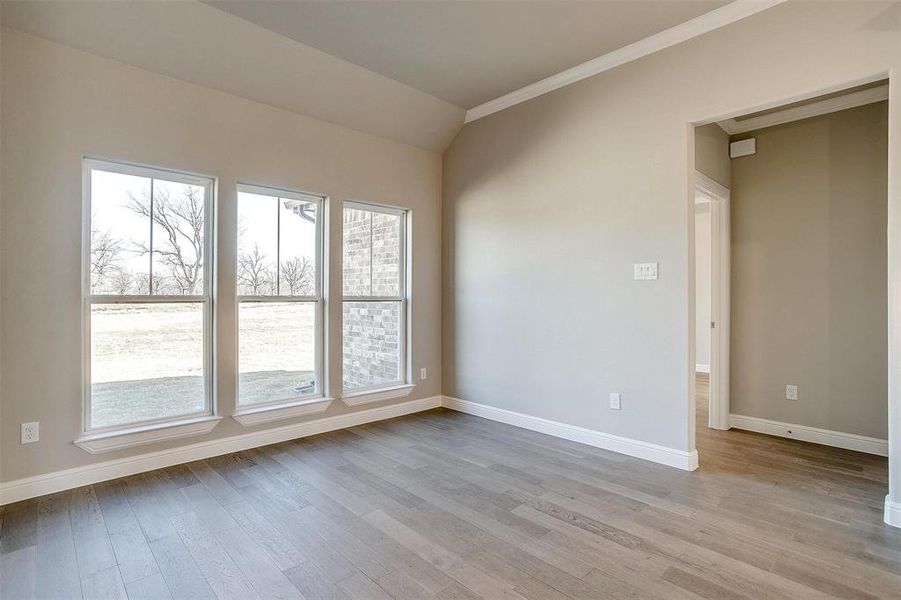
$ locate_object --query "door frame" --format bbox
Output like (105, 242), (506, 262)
(687, 71), (899, 529)
(695, 171), (730, 430)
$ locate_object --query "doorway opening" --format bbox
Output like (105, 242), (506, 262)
(691, 78), (891, 523)
(694, 171), (730, 431)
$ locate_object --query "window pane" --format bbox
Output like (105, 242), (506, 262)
(343, 301), (402, 390)
(343, 207), (402, 297)
(372, 211), (402, 297)
(239, 302), (316, 404)
(279, 199), (317, 296)
(90, 170), (151, 295)
(343, 208), (372, 296)
(151, 179), (206, 295)
(237, 192), (277, 296)
(90, 303), (205, 429)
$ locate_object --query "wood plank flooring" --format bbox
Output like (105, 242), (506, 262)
(2, 374), (900, 599)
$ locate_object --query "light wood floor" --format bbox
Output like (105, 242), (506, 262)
(2, 374), (900, 599)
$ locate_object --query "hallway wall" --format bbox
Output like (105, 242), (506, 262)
(730, 101), (888, 439)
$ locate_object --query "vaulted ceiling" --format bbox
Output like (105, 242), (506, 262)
(204, 0), (730, 109)
(3, 0), (749, 151)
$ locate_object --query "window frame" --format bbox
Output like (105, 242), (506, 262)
(235, 182), (328, 410)
(81, 158), (217, 436)
(341, 199), (410, 395)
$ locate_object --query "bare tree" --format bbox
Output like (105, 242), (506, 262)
(90, 227), (122, 290)
(109, 268), (136, 295)
(135, 273), (164, 296)
(280, 256), (314, 295)
(237, 243), (276, 295)
(128, 186), (204, 294)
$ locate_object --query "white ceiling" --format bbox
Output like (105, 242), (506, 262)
(1, 0), (765, 151)
(205, 0), (731, 109)
(1, 0), (464, 151)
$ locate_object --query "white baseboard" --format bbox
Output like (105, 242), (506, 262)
(885, 495), (901, 529)
(729, 414), (888, 457)
(0, 396), (442, 505)
(442, 396), (698, 471)
(695, 363), (710, 374)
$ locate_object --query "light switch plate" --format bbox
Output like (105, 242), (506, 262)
(609, 393), (621, 410)
(420, 368), (428, 381)
(633, 263), (658, 280)
(785, 384), (798, 401)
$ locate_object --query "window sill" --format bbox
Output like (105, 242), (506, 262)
(232, 396), (335, 426)
(341, 384), (415, 407)
(75, 415), (221, 455)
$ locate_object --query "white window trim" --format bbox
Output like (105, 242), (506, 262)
(341, 200), (412, 402)
(234, 183), (330, 425)
(341, 383), (415, 407)
(80, 159), (218, 451)
(232, 396), (335, 426)
(75, 415), (221, 454)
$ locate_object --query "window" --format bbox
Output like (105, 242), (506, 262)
(342, 202), (408, 393)
(237, 184), (324, 408)
(84, 160), (214, 433)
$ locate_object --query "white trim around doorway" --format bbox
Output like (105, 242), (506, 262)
(694, 171), (730, 431)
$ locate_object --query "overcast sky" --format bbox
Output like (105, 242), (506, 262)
(91, 168), (316, 294)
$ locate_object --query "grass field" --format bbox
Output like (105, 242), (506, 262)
(90, 303), (315, 428)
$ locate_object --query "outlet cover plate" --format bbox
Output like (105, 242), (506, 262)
(21, 422), (39, 444)
(609, 393), (622, 410)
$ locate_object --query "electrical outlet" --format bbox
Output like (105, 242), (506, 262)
(21, 422), (39, 444)
(785, 384), (798, 401)
(420, 367), (428, 381)
(609, 393), (621, 410)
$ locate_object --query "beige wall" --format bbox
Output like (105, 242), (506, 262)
(443, 0), (901, 490)
(695, 204), (711, 369)
(695, 123), (730, 188)
(730, 101), (888, 439)
(0, 29), (442, 483)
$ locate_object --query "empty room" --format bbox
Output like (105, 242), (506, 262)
(1, 1), (901, 599)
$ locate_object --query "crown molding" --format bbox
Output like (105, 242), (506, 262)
(717, 83), (888, 134)
(464, 0), (787, 123)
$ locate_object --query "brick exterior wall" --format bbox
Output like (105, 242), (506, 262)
(343, 208), (402, 389)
